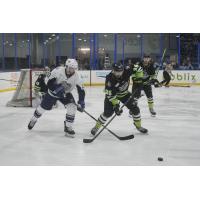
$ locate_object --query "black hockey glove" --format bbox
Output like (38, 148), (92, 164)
(151, 79), (161, 88)
(114, 104), (123, 116)
(77, 100), (85, 112)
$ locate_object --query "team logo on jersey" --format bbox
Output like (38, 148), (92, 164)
(62, 82), (72, 92)
(119, 82), (129, 91)
(65, 83), (72, 90)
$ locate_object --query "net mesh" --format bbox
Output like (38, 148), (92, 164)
(7, 69), (43, 107)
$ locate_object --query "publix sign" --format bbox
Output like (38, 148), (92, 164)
(171, 71), (198, 83)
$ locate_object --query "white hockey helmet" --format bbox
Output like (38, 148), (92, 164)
(65, 58), (78, 70)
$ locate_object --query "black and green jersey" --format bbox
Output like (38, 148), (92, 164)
(34, 74), (48, 95)
(104, 66), (132, 106)
(131, 63), (144, 84)
(132, 61), (159, 85)
(141, 61), (158, 79)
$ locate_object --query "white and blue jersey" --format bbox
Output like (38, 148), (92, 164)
(47, 66), (85, 101)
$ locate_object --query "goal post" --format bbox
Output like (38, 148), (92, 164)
(6, 69), (44, 107)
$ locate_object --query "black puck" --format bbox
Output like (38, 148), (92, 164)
(158, 157), (163, 161)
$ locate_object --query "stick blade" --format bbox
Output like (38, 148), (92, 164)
(119, 134), (134, 140)
(83, 138), (93, 143)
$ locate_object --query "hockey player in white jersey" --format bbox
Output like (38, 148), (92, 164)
(28, 58), (85, 137)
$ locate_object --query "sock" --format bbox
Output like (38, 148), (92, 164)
(147, 97), (154, 109)
(96, 113), (108, 128)
(32, 105), (45, 121)
(132, 113), (141, 128)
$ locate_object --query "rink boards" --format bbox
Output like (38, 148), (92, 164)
(0, 70), (200, 92)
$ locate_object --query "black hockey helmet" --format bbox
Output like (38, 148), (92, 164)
(112, 63), (124, 78)
(112, 63), (124, 72)
(143, 53), (151, 58)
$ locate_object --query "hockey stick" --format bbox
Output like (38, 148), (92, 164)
(81, 108), (134, 141)
(151, 48), (167, 87)
(161, 48), (167, 64)
(83, 95), (135, 143)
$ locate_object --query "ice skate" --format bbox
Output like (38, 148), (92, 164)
(149, 108), (156, 117)
(134, 122), (148, 134)
(91, 121), (102, 136)
(64, 126), (75, 138)
(28, 118), (37, 130)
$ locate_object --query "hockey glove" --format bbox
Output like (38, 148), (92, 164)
(154, 82), (160, 88)
(114, 104), (123, 116)
(151, 79), (161, 88)
(77, 100), (85, 112)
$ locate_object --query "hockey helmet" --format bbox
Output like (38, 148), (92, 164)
(65, 58), (78, 69)
(112, 63), (124, 71)
(65, 58), (78, 76)
(112, 63), (124, 78)
(143, 54), (151, 58)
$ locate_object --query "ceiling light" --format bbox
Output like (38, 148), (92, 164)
(80, 48), (90, 51)
(137, 34), (141, 38)
(52, 34), (55, 37)
(104, 34), (107, 37)
(84, 39), (87, 42)
(49, 37), (52, 40)
(78, 38), (82, 41)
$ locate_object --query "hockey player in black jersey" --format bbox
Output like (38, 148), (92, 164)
(90, 63), (148, 135)
(132, 54), (160, 117)
(34, 66), (51, 105)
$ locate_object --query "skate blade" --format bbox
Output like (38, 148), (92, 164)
(138, 131), (148, 135)
(65, 133), (75, 138)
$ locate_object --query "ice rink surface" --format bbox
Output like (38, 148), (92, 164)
(0, 86), (200, 166)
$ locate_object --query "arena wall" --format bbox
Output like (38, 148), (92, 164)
(0, 70), (200, 92)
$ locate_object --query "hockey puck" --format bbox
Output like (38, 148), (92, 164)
(158, 157), (163, 161)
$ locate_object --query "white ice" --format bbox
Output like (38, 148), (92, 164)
(0, 86), (200, 165)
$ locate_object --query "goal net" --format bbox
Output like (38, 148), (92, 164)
(7, 69), (44, 107)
